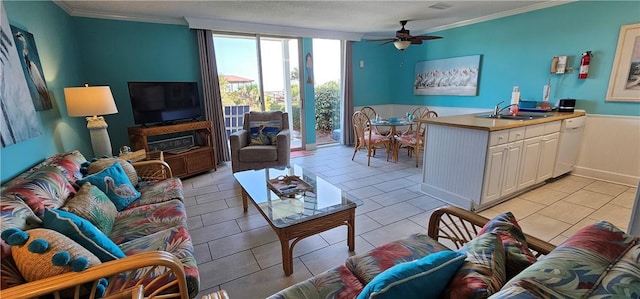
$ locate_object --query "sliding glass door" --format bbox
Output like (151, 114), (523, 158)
(213, 34), (303, 150)
(312, 39), (342, 146)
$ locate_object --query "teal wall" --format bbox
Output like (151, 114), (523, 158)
(2, 1), (88, 182)
(72, 17), (201, 152)
(352, 42), (397, 105)
(352, 1), (640, 116)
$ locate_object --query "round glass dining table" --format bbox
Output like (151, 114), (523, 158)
(369, 118), (413, 162)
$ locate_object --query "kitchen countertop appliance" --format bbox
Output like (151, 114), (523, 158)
(558, 99), (576, 112)
(553, 116), (586, 178)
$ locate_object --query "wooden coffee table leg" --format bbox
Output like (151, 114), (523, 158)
(280, 237), (293, 276)
(241, 188), (249, 212)
(347, 209), (355, 251)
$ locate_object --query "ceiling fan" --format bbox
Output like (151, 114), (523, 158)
(370, 20), (443, 51)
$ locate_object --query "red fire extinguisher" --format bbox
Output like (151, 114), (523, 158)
(578, 51), (592, 79)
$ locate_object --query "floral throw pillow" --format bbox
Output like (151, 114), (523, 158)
(61, 183), (117, 235)
(478, 212), (537, 280)
(442, 232), (506, 299)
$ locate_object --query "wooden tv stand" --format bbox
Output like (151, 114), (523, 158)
(128, 121), (216, 178)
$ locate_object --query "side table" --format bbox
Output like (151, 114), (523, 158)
(118, 149), (147, 162)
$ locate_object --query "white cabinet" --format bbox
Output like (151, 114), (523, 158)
(518, 121), (561, 190)
(519, 136), (544, 189)
(483, 143), (509, 203)
(421, 117), (572, 211)
(536, 132), (560, 182)
(502, 142), (524, 195)
(481, 127), (524, 204)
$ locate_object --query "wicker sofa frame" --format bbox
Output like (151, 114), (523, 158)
(427, 206), (556, 257)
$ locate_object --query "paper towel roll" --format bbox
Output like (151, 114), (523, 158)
(511, 86), (520, 105)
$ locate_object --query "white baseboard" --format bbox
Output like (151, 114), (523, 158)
(572, 166), (639, 187)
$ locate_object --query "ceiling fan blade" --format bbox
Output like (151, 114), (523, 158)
(413, 35), (443, 41)
(380, 40), (396, 45)
(365, 38), (396, 42)
(410, 39), (423, 45)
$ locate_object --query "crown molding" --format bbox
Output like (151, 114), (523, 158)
(185, 17), (363, 41)
(420, 0), (576, 34)
(53, 1), (186, 25)
(54, 0), (573, 39)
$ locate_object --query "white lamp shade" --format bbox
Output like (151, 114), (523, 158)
(64, 86), (118, 117)
(393, 40), (411, 51)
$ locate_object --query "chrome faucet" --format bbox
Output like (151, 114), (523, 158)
(491, 101), (516, 117)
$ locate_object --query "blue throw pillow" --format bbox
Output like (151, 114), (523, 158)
(357, 250), (466, 299)
(43, 208), (125, 262)
(77, 162), (140, 211)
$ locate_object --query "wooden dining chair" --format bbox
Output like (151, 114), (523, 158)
(360, 106), (389, 136)
(397, 110), (438, 167)
(352, 111), (391, 166)
(403, 106), (431, 137)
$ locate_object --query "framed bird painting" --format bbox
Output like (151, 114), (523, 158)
(10, 25), (52, 110)
(1, 2), (42, 147)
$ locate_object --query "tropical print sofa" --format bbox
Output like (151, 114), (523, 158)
(0, 150), (199, 298)
(268, 206), (639, 299)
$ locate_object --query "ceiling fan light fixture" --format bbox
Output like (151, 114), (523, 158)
(394, 40), (411, 51)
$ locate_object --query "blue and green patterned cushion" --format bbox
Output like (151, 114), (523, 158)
(110, 199), (188, 245)
(588, 239), (640, 297)
(357, 250), (466, 299)
(345, 233), (449, 285)
(45, 150), (87, 184)
(43, 208), (125, 262)
(249, 120), (281, 145)
(443, 232), (506, 299)
(0, 195), (42, 232)
(490, 221), (639, 299)
(267, 265), (364, 299)
(116, 225), (199, 298)
(478, 212), (536, 280)
(77, 162), (140, 211)
(126, 178), (184, 209)
(1, 166), (75, 219)
(61, 183), (118, 235)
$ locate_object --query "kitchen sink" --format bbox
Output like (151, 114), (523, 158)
(477, 112), (553, 120)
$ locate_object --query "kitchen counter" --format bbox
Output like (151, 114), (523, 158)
(416, 110), (586, 131)
(419, 110), (586, 211)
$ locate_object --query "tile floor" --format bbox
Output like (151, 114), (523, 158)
(183, 145), (637, 298)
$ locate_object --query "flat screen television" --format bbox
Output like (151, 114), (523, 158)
(128, 81), (202, 125)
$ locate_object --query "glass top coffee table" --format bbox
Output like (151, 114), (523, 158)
(234, 164), (361, 276)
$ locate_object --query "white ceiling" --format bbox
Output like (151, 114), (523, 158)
(54, 1), (571, 40)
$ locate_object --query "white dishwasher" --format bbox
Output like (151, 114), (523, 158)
(553, 116), (586, 178)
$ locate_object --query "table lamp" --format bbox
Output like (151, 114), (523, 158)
(64, 84), (118, 157)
